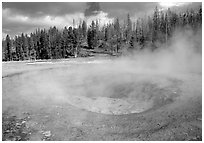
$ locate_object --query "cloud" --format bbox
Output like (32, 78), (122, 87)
(2, 32), (8, 40)
(101, 2), (158, 19)
(159, 2), (189, 8)
(2, 2), (201, 38)
(85, 2), (101, 17)
(86, 11), (114, 27)
(3, 8), (84, 37)
(2, 2), (86, 17)
(2, 7), (113, 38)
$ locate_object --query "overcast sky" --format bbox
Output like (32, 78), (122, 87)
(2, 2), (201, 38)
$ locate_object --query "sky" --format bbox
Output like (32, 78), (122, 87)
(2, 2), (201, 39)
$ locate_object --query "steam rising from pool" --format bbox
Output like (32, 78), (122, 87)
(3, 28), (202, 115)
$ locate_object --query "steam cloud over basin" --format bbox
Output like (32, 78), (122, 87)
(37, 68), (183, 115)
(2, 54), (201, 116)
(2, 29), (202, 116)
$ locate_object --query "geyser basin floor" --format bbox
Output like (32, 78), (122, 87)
(58, 73), (181, 115)
(2, 59), (202, 141)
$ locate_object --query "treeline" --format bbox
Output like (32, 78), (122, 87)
(2, 6), (202, 61)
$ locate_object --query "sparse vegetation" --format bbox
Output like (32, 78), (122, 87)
(2, 112), (31, 141)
